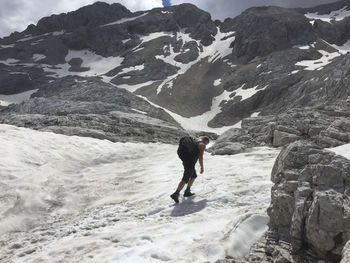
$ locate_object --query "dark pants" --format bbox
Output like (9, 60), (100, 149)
(180, 154), (197, 183)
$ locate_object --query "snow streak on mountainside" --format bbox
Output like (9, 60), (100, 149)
(305, 6), (350, 22)
(0, 125), (279, 262)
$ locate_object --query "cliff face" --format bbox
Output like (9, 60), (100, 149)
(268, 141), (350, 261)
(217, 142), (350, 263)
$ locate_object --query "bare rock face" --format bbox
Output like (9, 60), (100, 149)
(267, 141), (350, 261)
(0, 76), (186, 143)
(27, 2), (132, 35)
(211, 102), (350, 155)
(221, 6), (316, 63)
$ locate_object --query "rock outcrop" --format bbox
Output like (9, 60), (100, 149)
(222, 6), (316, 63)
(0, 76), (186, 143)
(267, 141), (350, 261)
(210, 102), (350, 155)
(219, 142), (350, 262)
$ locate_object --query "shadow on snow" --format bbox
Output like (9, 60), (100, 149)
(170, 197), (207, 217)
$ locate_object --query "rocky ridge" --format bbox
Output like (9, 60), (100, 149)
(0, 76), (186, 143)
(2, 1), (350, 135)
(209, 101), (350, 155)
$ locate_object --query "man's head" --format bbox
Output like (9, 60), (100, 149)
(201, 136), (210, 145)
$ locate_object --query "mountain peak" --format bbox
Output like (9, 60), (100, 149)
(25, 1), (132, 35)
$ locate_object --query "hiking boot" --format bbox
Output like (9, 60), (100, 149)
(184, 190), (195, 197)
(170, 193), (179, 203)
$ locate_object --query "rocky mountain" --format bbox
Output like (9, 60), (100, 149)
(2, 1), (350, 137)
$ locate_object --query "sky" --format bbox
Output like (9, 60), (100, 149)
(0, 0), (339, 37)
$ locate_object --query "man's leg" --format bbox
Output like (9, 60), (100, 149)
(176, 180), (186, 192)
(187, 177), (196, 189)
(184, 168), (197, 197)
(171, 160), (191, 203)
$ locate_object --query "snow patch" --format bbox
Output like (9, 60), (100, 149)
(305, 6), (350, 23)
(288, 70), (300, 75)
(32, 53), (46, 62)
(213, 79), (221, 86)
(295, 45), (311, 50)
(114, 80), (158, 93)
(101, 13), (148, 27)
(0, 89), (38, 106)
(331, 39), (350, 54)
(329, 143), (350, 159)
(295, 50), (341, 71)
(131, 108), (147, 115)
(52, 30), (65, 36)
(117, 64), (145, 76)
(42, 50), (124, 78)
(0, 44), (14, 49)
(0, 58), (20, 66)
(233, 84), (263, 101)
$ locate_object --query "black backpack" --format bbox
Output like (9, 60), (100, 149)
(177, 136), (197, 158)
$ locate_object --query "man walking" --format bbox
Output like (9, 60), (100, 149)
(170, 136), (210, 203)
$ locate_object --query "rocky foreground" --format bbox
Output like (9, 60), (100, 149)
(215, 141), (350, 263)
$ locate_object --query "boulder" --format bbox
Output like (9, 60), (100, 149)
(208, 142), (246, 155)
(267, 141), (350, 261)
(272, 130), (301, 147)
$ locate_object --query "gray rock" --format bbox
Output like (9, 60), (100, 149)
(208, 142), (246, 155)
(211, 103), (350, 155)
(273, 130), (301, 147)
(0, 76), (187, 143)
(267, 141), (350, 261)
(222, 6), (316, 62)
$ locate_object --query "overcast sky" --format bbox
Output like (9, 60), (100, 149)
(0, 0), (339, 37)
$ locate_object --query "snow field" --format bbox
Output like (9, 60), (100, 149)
(0, 89), (38, 106)
(305, 6), (350, 23)
(0, 125), (279, 263)
(296, 49), (341, 71)
(43, 50), (125, 77)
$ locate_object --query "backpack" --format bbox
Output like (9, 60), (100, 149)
(177, 136), (197, 159)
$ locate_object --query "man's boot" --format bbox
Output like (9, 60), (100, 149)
(184, 189), (195, 197)
(170, 192), (179, 203)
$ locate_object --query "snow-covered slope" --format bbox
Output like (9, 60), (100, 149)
(0, 124), (279, 262)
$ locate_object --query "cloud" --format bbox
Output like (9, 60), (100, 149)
(0, 0), (340, 37)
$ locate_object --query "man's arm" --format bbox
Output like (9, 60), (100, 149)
(198, 143), (206, 174)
